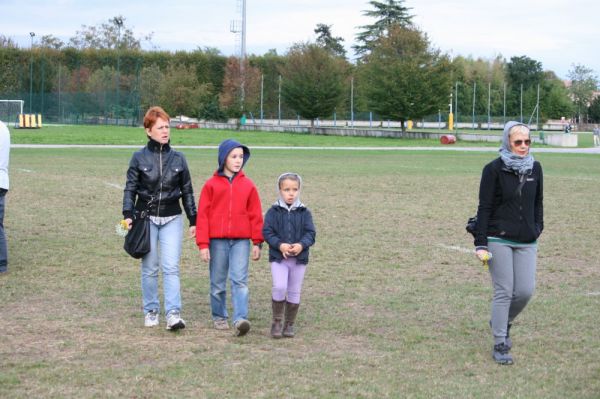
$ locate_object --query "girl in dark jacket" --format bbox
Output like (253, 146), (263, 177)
(123, 106), (197, 330)
(475, 121), (543, 365)
(263, 173), (316, 338)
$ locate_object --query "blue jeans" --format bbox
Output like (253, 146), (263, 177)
(0, 189), (6, 273)
(209, 239), (250, 323)
(141, 215), (183, 315)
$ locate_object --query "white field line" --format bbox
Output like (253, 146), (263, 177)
(437, 244), (474, 254)
(17, 168), (33, 173)
(10, 144), (600, 154)
(586, 292), (600, 296)
(105, 182), (123, 189)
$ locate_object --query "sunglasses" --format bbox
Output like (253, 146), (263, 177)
(512, 139), (531, 146)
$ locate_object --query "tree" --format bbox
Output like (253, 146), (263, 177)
(314, 24), (346, 58)
(279, 43), (348, 129)
(354, 0), (413, 57)
(218, 57), (261, 116)
(0, 35), (18, 48)
(568, 63), (599, 123)
(588, 96), (600, 123)
(357, 25), (452, 131)
(157, 63), (213, 117)
(68, 16), (153, 50)
(507, 56), (544, 89)
(39, 35), (65, 50)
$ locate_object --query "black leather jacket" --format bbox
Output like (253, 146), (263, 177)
(122, 139), (196, 226)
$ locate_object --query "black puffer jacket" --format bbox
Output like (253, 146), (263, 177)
(475, 157), (543, 248)
(122, 139), (196, 225)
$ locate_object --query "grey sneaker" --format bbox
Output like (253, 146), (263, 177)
(492, 343), (513, 365)
(144, 310), (159, 327)
(234, 319), (251, 336)
(166, 310), (186, 331)
(213, 319), (230, 330)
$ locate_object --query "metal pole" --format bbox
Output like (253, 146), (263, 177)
(503, 82), (506, 124)
(472, 82), (476, 130)
(455, 81), (458, 126)
(487, 81), (491, 130)
(58, 64), (62, 123)
(260, 74), (264, 124)
(536, 84), (540, 130)
(240, 0), (246, 111)
(29, 32), (35, 113)
(278, 75), (281, 126)
(350, 76), (354, 128)
(520, 84), (523, 123)
(114, 17), (123, 126)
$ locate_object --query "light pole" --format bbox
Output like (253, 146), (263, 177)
(29, 32), (35, 113)
(113, 17), (123, 125)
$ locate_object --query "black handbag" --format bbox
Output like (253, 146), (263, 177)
(124, 209), (150, 259)
(465, 215), (478, 236)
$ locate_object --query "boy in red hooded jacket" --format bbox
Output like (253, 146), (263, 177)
(196, 139), (264, 336)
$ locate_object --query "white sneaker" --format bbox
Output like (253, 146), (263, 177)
(166, 310), (186, 331)
(144, 310), (159, 327)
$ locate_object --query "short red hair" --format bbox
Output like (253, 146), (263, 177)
(143, 106), (170, 130)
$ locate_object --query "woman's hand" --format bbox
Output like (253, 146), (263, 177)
(200, 248), (210, 263)
(252, 245), (261, 261)
(188, 226), (196, 239)
(476, 249), (489, 262)
(125, 218), (133, 230)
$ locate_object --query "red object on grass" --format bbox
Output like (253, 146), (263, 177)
(440, 134), (456, 144)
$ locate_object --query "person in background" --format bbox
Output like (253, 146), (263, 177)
(122, 106), (197, 330)
(474, 121), (543, 365)
(196, 139), (264, 336)
(263, 173), (316, 338)
(0, 120), (10, 275)
(593, 125), (600, 147)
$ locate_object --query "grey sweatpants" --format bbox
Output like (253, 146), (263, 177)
(487, 241), (537, 344)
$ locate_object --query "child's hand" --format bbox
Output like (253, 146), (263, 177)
(252, 245), (261, 261)
(289, 243), (303, 256)
(200, 248), (210, 263)
(279, 243), (292, 259)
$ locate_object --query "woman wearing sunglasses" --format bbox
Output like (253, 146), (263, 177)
(474, 121), (544, 365)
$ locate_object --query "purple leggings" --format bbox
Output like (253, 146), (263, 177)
(271, 258), (307, 304)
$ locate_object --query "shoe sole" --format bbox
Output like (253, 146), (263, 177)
(235, 320), (250, 336)
(166, 321), (186, 331)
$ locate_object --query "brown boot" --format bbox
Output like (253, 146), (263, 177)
(271, 300), (285, 338)
(282, 302), (300, 338)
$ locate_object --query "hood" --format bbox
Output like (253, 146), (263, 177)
(501, 121), (530, 152)
(275, 172), (304, 210)
(217, 139), (250, 172)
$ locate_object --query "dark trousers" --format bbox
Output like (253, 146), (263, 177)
(0, 189), (7, 272)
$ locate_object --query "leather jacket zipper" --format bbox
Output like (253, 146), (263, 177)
(156, 146), (163, 217)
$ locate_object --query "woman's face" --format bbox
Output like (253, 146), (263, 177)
(146, 117), (170, 144)
(509, 131), (531, 157)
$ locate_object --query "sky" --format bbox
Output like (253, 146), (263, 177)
(1, 0), (599, 80)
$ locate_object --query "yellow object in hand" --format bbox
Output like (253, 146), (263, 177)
(481, 252), (492, 268)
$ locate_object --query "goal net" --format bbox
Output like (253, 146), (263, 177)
(0, 100), (24, 126)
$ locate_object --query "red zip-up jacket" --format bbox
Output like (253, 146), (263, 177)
(196, 170), (264, 249)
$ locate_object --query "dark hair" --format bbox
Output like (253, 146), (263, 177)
(143, 106), (170, 130)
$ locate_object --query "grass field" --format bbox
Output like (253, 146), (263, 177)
(7, 124), (597, 148)
(1, 127), (599, 397)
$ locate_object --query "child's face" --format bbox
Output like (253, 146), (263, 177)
(223, 147), (244, 176)
(279, 178), (300, 205)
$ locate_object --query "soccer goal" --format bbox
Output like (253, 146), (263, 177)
(0, 100), (24, 126)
